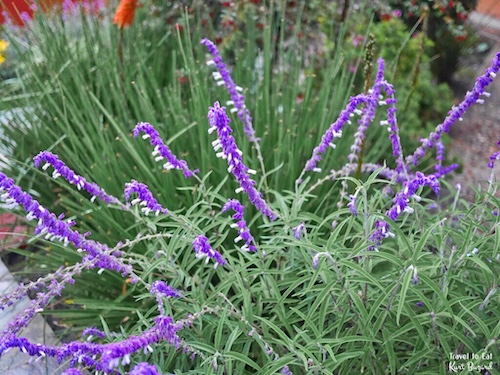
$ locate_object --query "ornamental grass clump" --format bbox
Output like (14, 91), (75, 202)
(0, 40), (499, 374)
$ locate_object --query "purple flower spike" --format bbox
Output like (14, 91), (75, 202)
(368, 220), (395, 250)
(222, 199), (257, 252)
(33, 151), (120, 204)
(150, 281), (182, 299)
(302, 94), (367, 174)
(62, 369), (83, 375)
(406, 52), (500, 167)
(82, 327), (107, 341)
(348, 58), (386, 165)
(124, 180), (168, 216)
(281, 365), (294, 375)
(208, 102), (277, 221)
(386, 172), (440, 221)
(192, 235), (226, 268)
(292, 222), (306, 240)
(347, 195), (358, 216)
(150, 280), (182, 316)
(130, 362), (162, 375)
(201, 38), (258, 143)
(488, 140), (500, 169)
(134, 122), (198, 178)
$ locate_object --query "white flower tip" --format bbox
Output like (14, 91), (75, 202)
(142, 134), (150, 140)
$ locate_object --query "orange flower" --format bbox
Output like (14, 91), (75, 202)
(113, 0), (139, 29)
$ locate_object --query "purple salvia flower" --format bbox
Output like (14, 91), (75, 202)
(208, 102), (277, 221)
(292, 222), (306, 240)
(281, 365), (294, 375)
(378, 80), (407, 179)
(150, 280), (182, 315)
(33, 151), (120, 204)
(301, 94), (368, 175)
(0, 315), (181, 373)
(62, 369), (83, 375)
(133, 122), (198, 178)
(192, 235), (226, 268)
(416, 301), (423, 307)
(434, 163), (459, 179)
(201, 38), (258, 143)
(410, 265), (418, 285)
(488, 140), (500, 168)
(150, 281), (182, 299)
(130, 362), (162, 375)
(493, 210), (498, 217)
(435, 140), (445, 171)
(82, 327), (107, 341)
(0, 172), (134, 336)
(221, 199), (257, 252)
(368, 219), (395, 250)
(348, 58), (386, 164)
(347, 195), (358, 216)
(0, 173), (132, 276)
(386, 172), (440, 221)
(124, 180), (168, 216)
(406, 52), (500, 167)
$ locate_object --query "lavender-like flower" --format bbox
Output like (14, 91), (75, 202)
(406, 52), (500, 167)
(201, 38), (257, 142)
(124, 180), (168, 216)
(386, 172), (440, 221)
(62, 369), (83, 375)
(221, 199), (257, 252)
(347, 58), (386, 165)
(82, 327), (107, 341)
(368, 220), (395, 250)
(300, 94), (367, 176)
(33, 151), (120, 204)
(192, 235), (226, 268)
(130, 362), (162, 375)
(378, 81), (406, 179)
(281, 365), (294, 375)
(435, 140), (445, 171)
(133, 122), (198, 178)
(0, 315), (182, 373)
(347, 195), (358, 217)
(150, 280), (182, 315)
(488, 140), (500, 169)
(0, 172), (134, 337)
(150, 281), (182, 299)
(292, 222), (306, 240)
(208, 102), (277, 221)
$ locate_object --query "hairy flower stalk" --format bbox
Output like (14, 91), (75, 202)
(386, 171), (440, 221)
(406, 51), (500, 167)
(297, 93), (368, 183)
(222, 199), (257, 252)
(201, 38), (271, 193)
(201, 38), (257, 143)
(208, 102), (277, 221)
(124, 180), (169, 216)
(134, 122), (198, 178)
(0, 173), (135, 336)
(347, 58), (386, 165)
(33, 151), (120, 205)
(150, 281), (182, 315)
(378, 81), (407, 181)
(0, 315), (182, 373)
(192, 235), (226, 267)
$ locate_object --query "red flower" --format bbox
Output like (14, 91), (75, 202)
(175, 23), (183, 31)
(380, 13), (391, 21)
(113, 0), (139, 29)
